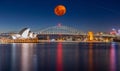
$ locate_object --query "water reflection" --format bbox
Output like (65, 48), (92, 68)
(11, 43), (17, 71)
(21, 43), (35, 71)
(0, 42), (120, 71)
(0, 44), (6, 71)
(56, 42), (63, 71)
(110, 43), (116, 71)
(75, 43), (79, 71)
(88, 43), (93, 71)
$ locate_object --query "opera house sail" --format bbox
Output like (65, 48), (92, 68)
(10, 28), (37, 39)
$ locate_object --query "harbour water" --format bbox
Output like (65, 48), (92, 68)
(0, 42), (120, 71)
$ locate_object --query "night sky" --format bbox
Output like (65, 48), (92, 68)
(0, 0), (120, 33)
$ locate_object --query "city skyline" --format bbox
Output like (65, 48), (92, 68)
(0, 0), (120, 32)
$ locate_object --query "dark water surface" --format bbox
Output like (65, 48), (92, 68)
(0, 42), (120, 71)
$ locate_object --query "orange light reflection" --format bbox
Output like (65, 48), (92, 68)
(56, 42), (63, 71)
(88, 43), (93, 71)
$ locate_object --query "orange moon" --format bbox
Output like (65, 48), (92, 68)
(54, 5), (66, 16)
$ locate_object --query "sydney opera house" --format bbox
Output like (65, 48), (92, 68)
(10, 28), (37, 39)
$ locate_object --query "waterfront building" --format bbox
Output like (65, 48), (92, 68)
(10, 28), (37, 39)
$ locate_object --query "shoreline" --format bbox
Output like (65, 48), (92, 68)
(0, 39), (113, 44)
(38, 40), (112, 43)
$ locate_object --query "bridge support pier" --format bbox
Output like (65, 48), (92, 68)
(88, 32), (94, 41)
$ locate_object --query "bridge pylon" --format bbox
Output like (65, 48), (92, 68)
(88, 31), (94, 41)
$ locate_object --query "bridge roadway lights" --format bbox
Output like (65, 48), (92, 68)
(37, 34), (115, 42)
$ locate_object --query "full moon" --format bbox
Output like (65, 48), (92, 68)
(54, 5), (66, 16)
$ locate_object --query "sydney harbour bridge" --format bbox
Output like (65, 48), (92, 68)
(36, 24), (116, 41)
(0, 24), (117, 42)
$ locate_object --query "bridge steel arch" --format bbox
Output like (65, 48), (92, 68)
(37, 25), (86, 35)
